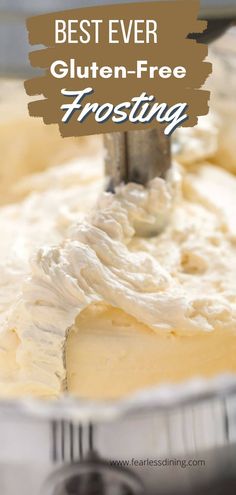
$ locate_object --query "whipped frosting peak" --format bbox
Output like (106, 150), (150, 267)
(0, 153), (235, 397)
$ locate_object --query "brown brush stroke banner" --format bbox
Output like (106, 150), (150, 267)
(25, 0), (211, 138)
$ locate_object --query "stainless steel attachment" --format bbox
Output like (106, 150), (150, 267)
(0, 4), (236, 495)
(104, 129), (171, 191)
(103, 2), (236, 189)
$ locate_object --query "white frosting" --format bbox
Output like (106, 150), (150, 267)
(0, 132), (236, 397)
(0, 157), (104, 396)
(175, 114), (218, 164)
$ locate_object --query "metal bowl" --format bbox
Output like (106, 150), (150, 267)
(0, 3), (236, 495)
(1, 375), (236, 495)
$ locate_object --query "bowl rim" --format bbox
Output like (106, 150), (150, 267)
(0, 373), (236, 423)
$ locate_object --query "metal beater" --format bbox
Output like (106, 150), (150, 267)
(0, 3), (236, 494)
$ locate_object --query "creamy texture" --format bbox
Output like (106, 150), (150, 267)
(175, 114), (219, 165)
(0, 156), (104, 396)
(1, 49), (236, 397)
(0, 138), (235, 397)
(67, 304), (236, 399)
(0, 79), (102, 206)
(0, 34), (236, 398)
